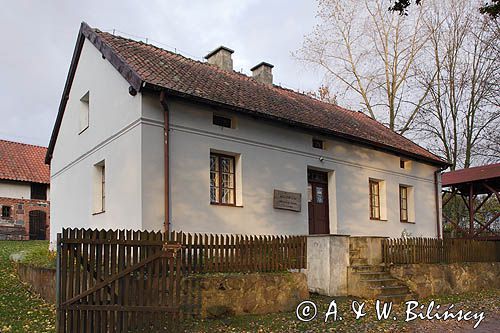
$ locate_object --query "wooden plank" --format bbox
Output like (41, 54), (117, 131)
(60, 229), (68, 332)
(75, 229), (83, 333)
(204, 234), (209, 273)
(125, 230), (132, 329)
(116, 230), (125, 332)
(187, 233), (192, 275)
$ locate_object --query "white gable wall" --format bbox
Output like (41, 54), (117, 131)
(49, 39), (150, 247)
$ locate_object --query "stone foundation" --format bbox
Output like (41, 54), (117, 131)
(390, 262), (500, 298)
(15, 263), (309, 319)
(181, 272), (309, 318)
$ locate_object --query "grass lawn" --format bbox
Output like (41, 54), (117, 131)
(0, 240), (498, 332)
(0, 240), (55, 333)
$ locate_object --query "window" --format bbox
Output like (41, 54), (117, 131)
(400, 159), (411, 170)
(213, 114), (232, 128)
(369, 180), (381, 220)
(1, 206), (11, 218)
(400, 186), (408, 222)
(210, 153), (235, 205)
(79, 91), (89, 133)
(312, 139), (324, 149)
(93, 161), (105, 213)
(101, 165), (105, 211)
(399, 185), (414, 223)
(31, 183), (47, 200)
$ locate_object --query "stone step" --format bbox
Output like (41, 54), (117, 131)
(350, 258), (368, 265)
(350, 265), (387, 272)
(370, 285), (410, 296)
(358, 271), (391, 279)
(377, 293), (415, 303)
(360, 278), (403, 288)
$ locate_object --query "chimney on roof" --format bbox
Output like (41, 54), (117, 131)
(251, 62), (274, 86)
(204, 46), (234, 71)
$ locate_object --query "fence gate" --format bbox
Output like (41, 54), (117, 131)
(57, 229), (184, 332)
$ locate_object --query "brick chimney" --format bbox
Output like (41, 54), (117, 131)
(204, 46), (234, 71)
(251, 62), (274, 85)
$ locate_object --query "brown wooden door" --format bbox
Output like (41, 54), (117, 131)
(308, 170), (330, 235)
(29, 210), (46, 240)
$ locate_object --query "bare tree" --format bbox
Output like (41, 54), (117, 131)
(306, 85), (338, 105)
(389, 0), (500, 18)
(414, 0), (500, 169)
(295, 0), (431, 134)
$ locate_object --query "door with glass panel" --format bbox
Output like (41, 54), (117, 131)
(307, 170), (330, 234)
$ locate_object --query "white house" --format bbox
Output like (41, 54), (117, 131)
(47, 22), (449, 247)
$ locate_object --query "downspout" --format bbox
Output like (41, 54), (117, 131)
(434, 166), (447, 239)
(160, 91), (170, 233)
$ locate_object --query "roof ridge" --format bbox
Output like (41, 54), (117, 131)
(0, 138), (47, 150)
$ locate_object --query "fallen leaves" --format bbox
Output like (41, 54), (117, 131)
(0, 241), (56, 333)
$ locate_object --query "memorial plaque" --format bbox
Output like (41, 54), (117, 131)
(273, 189), (301, 212)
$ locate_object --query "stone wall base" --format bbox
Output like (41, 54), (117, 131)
(181, 272), (309, 318)
(390, 262), (500, 298)
(16, 263), (309, 319)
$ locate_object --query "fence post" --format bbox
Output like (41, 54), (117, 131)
(55, 233), (61, 333)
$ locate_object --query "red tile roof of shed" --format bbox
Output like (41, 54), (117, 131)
(46, 22), (448, 166)
(0, 140), (50, 184)
(442, 163), (500, 186)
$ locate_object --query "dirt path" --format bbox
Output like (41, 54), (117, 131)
(410, 311), (500, 332)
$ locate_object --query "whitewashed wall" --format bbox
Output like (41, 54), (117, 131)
(0, 181), (50, 200)
(142, 95), (441, 238)
(0, 181), (31, 199)
(49, 39), (149, 248)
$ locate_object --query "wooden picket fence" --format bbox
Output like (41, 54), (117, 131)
(173, 231), (307, 274)
(56, 229), (307, 332)
(382, 237), (498, 264)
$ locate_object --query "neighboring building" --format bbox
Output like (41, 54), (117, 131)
(46, 22), (449, 247)
(0, 140), (50, 240)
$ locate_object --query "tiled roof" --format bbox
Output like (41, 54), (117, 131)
(0, 140), (50, 184)
(46, 22), (448, 166)
(442, 163), (500, 186)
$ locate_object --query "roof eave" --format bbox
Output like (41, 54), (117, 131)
(150, 84), (449, 168)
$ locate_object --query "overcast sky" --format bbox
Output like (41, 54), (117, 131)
(0, 0), (323, 147)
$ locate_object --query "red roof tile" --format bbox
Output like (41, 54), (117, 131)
(442, 163), (500, 186)
(46, 22), (448, 166)
(0, 140), (50, 184)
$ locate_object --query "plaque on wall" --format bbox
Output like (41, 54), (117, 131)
(273, 189), (301, 212)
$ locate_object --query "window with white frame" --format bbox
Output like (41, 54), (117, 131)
(400, 185), (415, 223)
(210, 153), (235, 205)
(79, 91), (89, 133)
(369, 178), (387, 220)
(93, 161), (105, 214)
